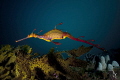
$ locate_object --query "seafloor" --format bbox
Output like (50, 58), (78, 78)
(0, 45), (120, 80)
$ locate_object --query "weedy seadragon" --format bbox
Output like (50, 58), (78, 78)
(15, 23), (107, 51)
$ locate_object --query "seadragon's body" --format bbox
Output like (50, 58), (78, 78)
(16, 23), (106, 51)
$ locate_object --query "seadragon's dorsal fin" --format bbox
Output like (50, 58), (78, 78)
(54, 22), (63, 29)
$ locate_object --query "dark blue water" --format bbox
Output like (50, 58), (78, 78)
(1, 0), (120, 56)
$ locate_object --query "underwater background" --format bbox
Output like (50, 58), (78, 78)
(1, 0), (120, 80)
(1, 0), (120, 55)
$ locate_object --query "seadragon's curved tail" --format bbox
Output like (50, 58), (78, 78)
(63, 32), (107, 52)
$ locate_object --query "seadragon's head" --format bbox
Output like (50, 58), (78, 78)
(15, 29), (40, 42)
(27, 33), (38, 38)
(15, 33), (39, 42)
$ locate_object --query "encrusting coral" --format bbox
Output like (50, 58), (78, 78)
(0, 45), (120, 80)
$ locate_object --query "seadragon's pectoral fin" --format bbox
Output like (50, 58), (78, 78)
(51, 41), (61, 45)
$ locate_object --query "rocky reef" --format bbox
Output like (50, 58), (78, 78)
(0, 45), (120, 80)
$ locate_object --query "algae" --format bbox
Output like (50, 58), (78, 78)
(0, 45), (120, 80)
